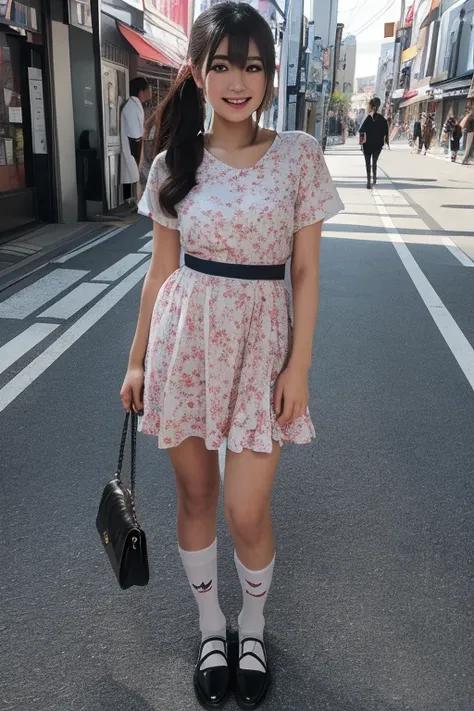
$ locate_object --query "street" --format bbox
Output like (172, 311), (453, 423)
(1, 141), (473, 711)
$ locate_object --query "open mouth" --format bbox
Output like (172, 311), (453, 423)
(223, 98), (251, 108)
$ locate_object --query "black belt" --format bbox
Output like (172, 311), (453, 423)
(184, 253), (286, 280)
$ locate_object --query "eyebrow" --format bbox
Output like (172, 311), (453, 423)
(211, 54), (263, 61)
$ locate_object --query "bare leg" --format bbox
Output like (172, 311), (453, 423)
(168, 436), (220, 551)
(224, 442), (280, 698)
(224, 443), (280, 569)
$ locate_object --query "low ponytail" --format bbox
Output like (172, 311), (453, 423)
(154, 65), (205, 218)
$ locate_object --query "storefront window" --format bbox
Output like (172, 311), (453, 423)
(0, 31), (25, 192)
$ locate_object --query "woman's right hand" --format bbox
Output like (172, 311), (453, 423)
(120, 365), (144, 413)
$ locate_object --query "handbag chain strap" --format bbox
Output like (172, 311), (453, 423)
(115, 410), (139, 527)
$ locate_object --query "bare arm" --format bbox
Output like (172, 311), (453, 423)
(121, 221), (180, 411)
(275, 220), (322, 425)
(289, 221), (322, 371)
(129, 221), (181, 366)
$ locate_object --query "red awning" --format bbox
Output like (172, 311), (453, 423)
(118, 23), (179, 68)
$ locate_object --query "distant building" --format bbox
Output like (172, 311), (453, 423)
(357, 75), (377, 93)
(375, 41), (394, 108)
(335, 34), (357, 96)
(351, 92), (371, 125)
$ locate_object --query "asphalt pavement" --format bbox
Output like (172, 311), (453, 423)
(1, 142), (473, 711)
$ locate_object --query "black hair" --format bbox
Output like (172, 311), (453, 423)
(369, 97), (381, 112)
(153, 1), (276, 218)
(130, 77), (149, 97)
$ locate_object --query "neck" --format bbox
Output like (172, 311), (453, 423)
(207, 114), (257, 149)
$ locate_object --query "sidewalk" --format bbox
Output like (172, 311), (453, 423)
(0, 213), (140, 290)
(389, 137), (474, 166)
(325, 140), (474, 262)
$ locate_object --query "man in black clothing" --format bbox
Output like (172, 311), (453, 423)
(358, 97), (389, 189)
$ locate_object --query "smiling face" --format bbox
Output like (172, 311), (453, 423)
(196, 37), (268, 123)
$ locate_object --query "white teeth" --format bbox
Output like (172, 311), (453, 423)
(226, 99), (248, 104)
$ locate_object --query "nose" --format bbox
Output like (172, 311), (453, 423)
(228, 68), (246, 93)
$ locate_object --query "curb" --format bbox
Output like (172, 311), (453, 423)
(0, 223), (122, 294)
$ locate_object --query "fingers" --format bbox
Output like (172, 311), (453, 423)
(277, 397), (294, 426)
(274, 381), (283, 418)
(277, 399), (307, 426)
(131, 383), (144, 413)
(120, 385), (132, 413)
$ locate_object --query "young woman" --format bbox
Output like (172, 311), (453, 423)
(358, 97), (389, 189)
(120, 3), (343, 708)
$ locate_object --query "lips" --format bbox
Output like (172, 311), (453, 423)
(223, 98), (251, 108)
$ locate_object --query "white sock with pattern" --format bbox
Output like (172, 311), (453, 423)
(234, 552), (275, 672)
(179, 539), (227, 670)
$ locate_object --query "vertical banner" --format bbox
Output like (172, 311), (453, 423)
(286, 0), (303, 88)
(28, 67), (47, 155)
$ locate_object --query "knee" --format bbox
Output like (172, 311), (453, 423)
(178, 482), (218, 520)
(224, 502), (268, 548)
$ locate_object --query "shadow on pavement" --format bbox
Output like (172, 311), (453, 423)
(323, 223), (474, 239)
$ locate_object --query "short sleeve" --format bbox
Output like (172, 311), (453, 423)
(294, 134), (344, 232)
(137, 152), (179, 230)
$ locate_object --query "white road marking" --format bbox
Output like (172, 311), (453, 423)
(378, 171), (474, 266)
(219, 443), (226, 480)
(139, 230), (153, 239)
(53, 226), (127, 264)
(372, 188), (474, 391)
(441, 237), (474, 268)
(139, 240), (153, 253)
(0, 268), (88, 320)
(0, 323), (59, 377)
(38, 282), (109, 319)
(0, 260), (150, 413)
(92, 254), (148, 282)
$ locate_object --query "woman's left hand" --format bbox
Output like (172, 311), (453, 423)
(274, 365), (309, 426)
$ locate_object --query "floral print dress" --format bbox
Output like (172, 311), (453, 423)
(137, 131), (343, 453)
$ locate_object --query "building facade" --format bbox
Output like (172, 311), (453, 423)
(0, 0), (191, 239)
(335, 33), (356, 96)
(389, 0), (473, 154)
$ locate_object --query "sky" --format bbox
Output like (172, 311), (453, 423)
(304, 0), (402, 79)
(339, 0), (402, 78)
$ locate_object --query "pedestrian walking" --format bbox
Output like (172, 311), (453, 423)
(358, 97), (389, 189)
(413, 115), (422, 152)
(120, 3), (343, 709)
(420, 113), (435, 155)
(460, 105), (474, 165)
(443, 116), (462, 162)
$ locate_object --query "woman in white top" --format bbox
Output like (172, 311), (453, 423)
(120, 3), (343, 708)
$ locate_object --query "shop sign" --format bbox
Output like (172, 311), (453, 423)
(403, 89), (418, 99)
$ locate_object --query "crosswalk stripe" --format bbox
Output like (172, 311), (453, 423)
(38, 282), (109, 319)
(53, 226), (127, 264)
(0, 260), (150, 413)
(0, 268), (88, 320)
(0, 323), (59, 377)
(138, 240), (153, 253)
(92, 254), (148, 283)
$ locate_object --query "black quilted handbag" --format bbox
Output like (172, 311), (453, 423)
(96, 410), (149, 590)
